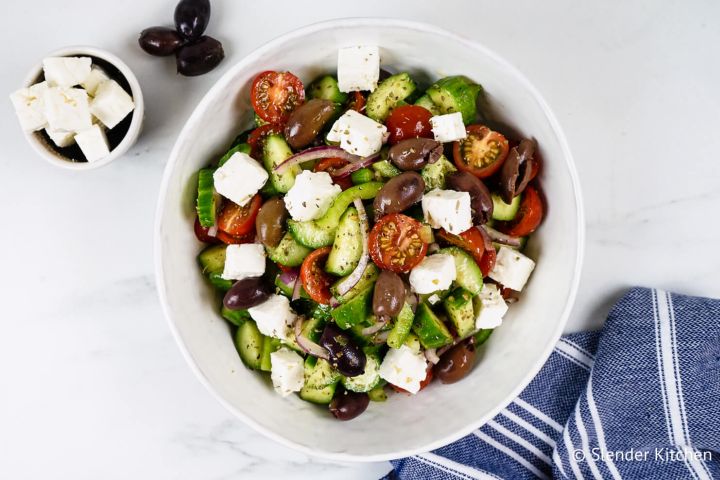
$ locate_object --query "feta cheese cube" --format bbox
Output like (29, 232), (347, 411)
(474, 284), (508, 329)
(378, 345), (428, 394)
(327, 110), (387, 157)
(89, 79), (135, 129)
(248, 295), (297, 341)
(488, 246), (536, 291)
(428, 293), (442, 305)
(422, 188), (473, 235)
(42, 57), (91, 87)
(74, 125), (110, 162)
(213, 152), (269, 207)
(45, 128), (75, 148)
(270, 348), (305, 397)
(222, 243), (266, 281)
(9, 82), (49, 131)
(44, 87), (93, 133)
(409, 253), (457, 294)
(283, 171), (341, 221)
(430, 112), (467, 143)
(337, 45), (380, 93)
(81, 67), (110, 96)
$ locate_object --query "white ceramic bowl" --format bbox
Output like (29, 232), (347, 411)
(21, 46), (144, 170)
(155, 18), (584, 461)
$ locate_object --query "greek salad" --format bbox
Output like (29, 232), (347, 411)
(193, 45), (544, 421)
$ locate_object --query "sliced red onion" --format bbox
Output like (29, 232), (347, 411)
(476, 224), (495, 251)
(481, 225), (522, 248)
(274, 146), (362, 173)
(291, 275), (303, 301)
(427, 242), (440, 254)
(405, 292), (418, 313)
(361, 316), (389, 336)
(335, 198), (370, 296)
(329, 296), (340, 308)
(371, 330), (391, 345)
(294, 316), (329, 360)
(278, 268), (299, 286)
(330, 154), (380, 179)
(207, 225), (218, 237)
(425, 348), (440, 364)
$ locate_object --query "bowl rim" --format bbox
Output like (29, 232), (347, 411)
(154, 17), (585, 462)
(21, 45), (144, 171)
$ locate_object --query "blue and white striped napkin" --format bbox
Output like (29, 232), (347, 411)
(385, 287), (720, 479)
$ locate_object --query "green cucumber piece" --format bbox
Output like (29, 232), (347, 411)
(491, 193), (522, 221)
(443, 288), (476, 338)
(414, 94), (440, 115)
(421, 155), (457, 191)
(207, 273), (232, 291)
(221, 305), (249, 326)
(372, 160), (401, 178)
(326, 207), (362, 276)
(198, 245), (233, 290)
(299, 383), (337, 404)
(263, 134), (300, 193)
(196, 169), (217, 228)
(438, 247), (484, 295)
(426, 76), (482, 125)
(300, 356), (341, 404)
(331, 263), (379, 303)
(301, 315), (327, 343)
(342, 349), (382, 392)
(412, 303), (453, 349)
(404, 332), (422, 354)
(234, 320), (264, 369)
(308, 75), (348, 104)
(259, 336), (282, 372)
(351, 168), (374, 185)
(387, 302), (415, 349)
(254, 112), (269, 127)
(288, 182), (383, 248)
(475, 328), (494, 345)
(266, 232), (312, 267)
(368, 384), (388, 402)
(366, 73), (417, 122)
(331, 286), (373, 330)
(218, 143), (251, 167)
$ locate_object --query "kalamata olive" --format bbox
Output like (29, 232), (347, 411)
(256, 197), (288, 248)
(388, 138), (443, 171)
(372, 172), (425, 221)
(319, 323), (366, 377)
(434, 340), (476, 384)
(499, 139), (536, 204)
(447, 171), (494, 225)
(223, 277), (272, 310)
(373, 270), (406, 319)
(284, 99), (337, 150)
(329, 389), (370, 421)
(174, 0), (210, 40)
(175, 36), (224, 76)
(138, 27), (184, 56)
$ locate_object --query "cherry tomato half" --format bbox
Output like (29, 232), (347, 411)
(217, 194), (262, 237)
(495, 185), (544, 237)
(300, 246), (335, 305)
(193, 217), (219, 244)
(216, 230), (255, 245)
(251, 71), (305, 124)
(385, 105), (433, 145)
(436, 226), (496, 276)
(347, 91), (366, 113)
(368, 213), (428, 273)
(453, 125), (509, 179)
(314, 158), (353, 190)
(247, 123), (284, 159)
(391, 366), (434, 394)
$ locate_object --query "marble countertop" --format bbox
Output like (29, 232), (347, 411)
(2, 1), (719, 478)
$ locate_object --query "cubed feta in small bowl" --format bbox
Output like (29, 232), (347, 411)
(13, 46), (144, 170)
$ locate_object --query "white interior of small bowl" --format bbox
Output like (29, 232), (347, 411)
(156, 19), (582, 461)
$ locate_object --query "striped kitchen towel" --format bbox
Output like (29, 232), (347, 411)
(385, 287), (720, 479)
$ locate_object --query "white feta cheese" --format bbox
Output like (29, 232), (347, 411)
(269, 348), (305, 397)
(379, 345), (428, 394)
(89, 79), (135, 129)
(488, 246), (536, 291)
(337, 45), (380, 93)
(409, 253), (457, 294)
(430, 112), (467, 143)
(222, 243), (266, 281)
(43, 57), (92, 87)
(248, 295), (297, 341)
(327, 110), (387, 157)
(81, 67), (110, 96)
(474, 284), (508, 329)
(213, 152), (268, 207)
(45, 128), (75, 148)
(74, 125), (110, 162)
(283, 171), (341, 221)
(44, 87), (93, 133)
(428, 293), (442, 305)
(422, 188), (473, 235)
(9, 82), (49, 131)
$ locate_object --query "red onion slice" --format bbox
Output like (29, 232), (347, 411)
(278, 268), (299, 286)
(481, 225), (523, 248)
(294, 316), (329, 360)
(334, 198), (370, 296)
(207, 226), (218, 238)
(330, 154), (380, 179)
(291, 275), (303, 301)
(361, 316), (389, 336)
(371, 330), (391, 345)
(274, 146), (362, 173)
(425, 348), (440, 364)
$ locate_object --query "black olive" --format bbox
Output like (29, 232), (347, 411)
(329, 389), (369, 420)
(388, 138), (443, 171)
(372, 172), (425, 221)
(373, 271), (406, 319)
(435, 340), (476, 384)
(175, 36), (224, 76)
(138, 27), (184, 56)
(174, 0), (211, 40)
(447, 171), (494, 225)
(223, 277), (272, 310)
(319, 324), (366, 377)
(499, 139), (536, 204)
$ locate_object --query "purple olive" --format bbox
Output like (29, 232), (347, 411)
(174, 0), (211, 40)
(138, 27), (184, 56)
(319, 323), (366, 377)
(223, 277), (272, 310)
(447, 171), (494, 225)
(329, 389), (370, 421)
(175, 36), (224, 76)
(499, 139), (536, 204)
(434, 340), (476, 384)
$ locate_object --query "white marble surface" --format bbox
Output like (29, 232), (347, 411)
(1, 1), (719, 478)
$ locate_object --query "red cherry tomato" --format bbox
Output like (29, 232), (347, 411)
(193, 217), (219, 244)
(385, 105), (433, 145)
(391, 366), (434, 394)
(436, 226), (496, 276)
(300, 247), (334, 305)
(313, 158), (353, 190)
(216, 230), (255, 245)
(247, 123), (284, 159)
(495, 185), (544, 237)
(217, 195), (262, 237)
(368, 214), (428, 273)
(250, 71), (305, 124)
(453, 125), (509, 178)
(347, 91), (366, 113)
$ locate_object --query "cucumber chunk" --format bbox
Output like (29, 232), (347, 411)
(331, 263), (379, 303)
(196, 168), (217, 228)
(404, 332), (423, 354)
(443, 287), (476, 338)
(368, 384), (388, 402)
(263, 134), (300, 193)
(351, 168), (374, 185)
(426, 76), (482, 125)
(372, 160), (401, 179)
(326, 207), (362, 276)
(218, 143), (251, 167)
(234, 320), (264, 369)
(366, 73), (417, 122)
(475, 328), (494, 345)
(221, 305), (249, 326)
(438, 247), (484, 295)
(308, 75), (348, 104)
(299, 356), (341, 404)
(342, 349), (382, 392)
(198, 245), (233, 291)
(387, 302), (415, 349)
(413, 303), (453, 349)
(414, 94), (440, 115)
(259, 336), (282, 372)
(420, 155), (457, 191)
(266, 232), (312, 267)
(491, 193), (522, 221)
(331, 286), (373, 330)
